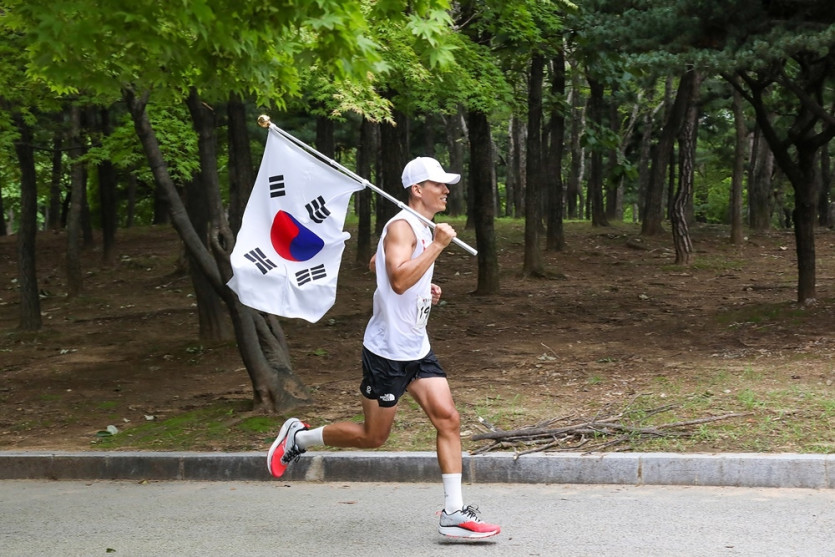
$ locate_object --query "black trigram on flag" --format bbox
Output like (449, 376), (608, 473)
(269, 175), (286, 198)
(244, 247), (277, 275)
(295, 263), (326, 286)
(305, 195), (331, 223)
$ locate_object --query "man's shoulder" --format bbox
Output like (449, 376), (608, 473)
(384, 218), (418, 244)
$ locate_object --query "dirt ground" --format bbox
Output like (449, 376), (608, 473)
(1, 220), (833, 454)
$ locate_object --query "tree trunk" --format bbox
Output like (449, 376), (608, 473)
(80, 157), (94, 249)
(126, 172), (138, 228)
(423, 113), (436, 156)
(355, 118), (377, 265)
(729, 85), (746, 245)
(512, 113), (527, 218)
(637, 88), (658, 223)
(0, 179), (6, 236)
(734, 65), (834, 304)
(377, 110), (406, 235)
(66, 104), (84, 297)
(586, 76), (608, 227)
(642, 74), (691, 236)
(316, 114), (335, 158)
(567, 70), (585, 220)
(467, 108), (499, 295)
(444, 106), (467, 217)
(546, 51), (566, 251)
(98, 106), (119, 266)
(490, 133), (500, 219)
(152, 182), (170, 225)
(505, 115), (519, 217)
(185, 89), (235, 342)
(793, 152), (818, 304)
(748, 123), (775, 230)
(226, 91), (255, 236)
(671, 70), (700, 265)
(523, 53), (545, 276)
(818, 144), (831, 227)
(13, 112), (42, 330)
(124, 86), (309, 412)
(48, 133), (63, 231)
(605, 85), (621, 221)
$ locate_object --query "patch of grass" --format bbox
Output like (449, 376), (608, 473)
(692, 424), (719, 443)
(237, 416), (276, 434)
(651, 374), (682, 395)
(11, 418), (56, 432)
(472, 392), (524, 425)
(473, 368), (835, 455)
(388, 415), (436, 451)
(716, 303), (808, 326)
(92, 400), (264, 451)
(820, 399), (835, 416)
(737, 389), (765, 410)
(613, 381), (835, 453)
(741, 367), (762, 381)
(704, 369), (731, 386)
(84, 368), (835, 455)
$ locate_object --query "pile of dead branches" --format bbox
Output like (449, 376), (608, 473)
(470, 400), (750, 457)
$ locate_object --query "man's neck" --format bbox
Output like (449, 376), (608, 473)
(408, 201), (435, 222)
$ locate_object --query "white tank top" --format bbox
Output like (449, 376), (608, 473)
(363, 209), (434, 360)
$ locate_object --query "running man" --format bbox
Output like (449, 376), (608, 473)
(267, 156), (500, 539)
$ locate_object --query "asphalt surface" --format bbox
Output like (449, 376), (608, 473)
(2, 451), (834, 555)
(3, 479), (834, 556)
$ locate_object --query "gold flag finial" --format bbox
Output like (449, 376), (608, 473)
(257, 114), (271, 128)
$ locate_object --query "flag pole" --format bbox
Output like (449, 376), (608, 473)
(257, 115), (478, 257)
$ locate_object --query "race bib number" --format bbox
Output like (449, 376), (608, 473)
(415, 296), (432, 329)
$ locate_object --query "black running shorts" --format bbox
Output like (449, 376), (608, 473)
(359, 347), (446, 408)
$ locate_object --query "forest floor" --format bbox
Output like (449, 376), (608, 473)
(1, 219), (833, 456)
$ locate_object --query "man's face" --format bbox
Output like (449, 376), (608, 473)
(417, 180), (450, 213)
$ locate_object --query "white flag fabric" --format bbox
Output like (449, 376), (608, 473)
(227, 128), (364, 322)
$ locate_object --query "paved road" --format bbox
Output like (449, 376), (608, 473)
(2, 480), (833, 556)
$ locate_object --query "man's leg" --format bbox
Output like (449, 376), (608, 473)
(408, 376), (501, 538)
(406, 376), (461, 473)
(407, 377), (463, 511)
(300, 396), (397, 449)
(270, 396), (397, 478)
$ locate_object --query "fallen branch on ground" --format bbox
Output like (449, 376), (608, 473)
(469, 402), (751, 457)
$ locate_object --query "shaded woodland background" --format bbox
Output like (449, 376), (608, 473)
(1, 222), (832, 453)
(2, 2), (834, 419)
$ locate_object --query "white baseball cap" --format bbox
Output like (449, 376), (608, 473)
(401, 157), (461, 188)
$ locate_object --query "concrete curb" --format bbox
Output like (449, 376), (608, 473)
(1, 451), (833, 488)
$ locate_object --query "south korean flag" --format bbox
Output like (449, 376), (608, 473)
(227, 127), (364, 322)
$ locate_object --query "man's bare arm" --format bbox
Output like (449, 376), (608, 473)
(384, 220), (456, 294)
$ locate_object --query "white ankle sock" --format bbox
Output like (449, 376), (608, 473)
(442, 473), (464, 514)
(294, 426), (324, 450)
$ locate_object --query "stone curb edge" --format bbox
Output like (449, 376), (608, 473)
(1, 451), (833, 488)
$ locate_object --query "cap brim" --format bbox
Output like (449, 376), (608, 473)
(440, 173), (461, 185)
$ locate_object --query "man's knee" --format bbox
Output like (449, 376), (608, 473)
(434, 406), (460, 432)
(359, 417), (394, 448)
(361, 430), (390, 448)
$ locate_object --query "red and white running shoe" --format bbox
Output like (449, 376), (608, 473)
(438, 505), (501, 539)
(267, 418), (309, 478)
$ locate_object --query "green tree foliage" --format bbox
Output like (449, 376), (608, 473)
(2, 0), (461, 411)
(5, 0), (457, 107)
